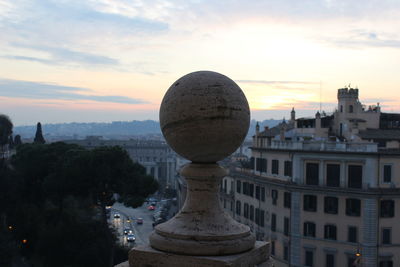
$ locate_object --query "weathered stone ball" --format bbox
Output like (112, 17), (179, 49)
(159, 71), (250, 163)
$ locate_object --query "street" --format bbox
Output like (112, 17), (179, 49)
(109, 200), (176, 247)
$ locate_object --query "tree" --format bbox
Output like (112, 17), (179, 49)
(14, 135), (22, 146)
(0, 114), (13, 160)
(1, 142), (158, 266)
(33, 122), (45, 144)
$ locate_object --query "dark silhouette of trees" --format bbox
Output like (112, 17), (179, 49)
(33, 122), (45, 144)
(14, 135), (22, 146)
(0, 114), (13, 161)
(0, 142), (158, 266)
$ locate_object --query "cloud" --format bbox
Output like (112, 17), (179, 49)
(8, 43), (119, 66)
(321, 30), (400, 49)
(0, 79), (147, 104)
(237, 80), (320, 85)
(0, 0), (169, 67)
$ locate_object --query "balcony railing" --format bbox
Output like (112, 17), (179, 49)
(257, 140), (378, 152)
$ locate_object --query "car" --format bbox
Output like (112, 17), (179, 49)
(123, 228), (132, 235)
(113, 213), (121, 219)
(147, 205), (155, 211)
(137, 218), (143, 224)
(150, 202), (157, 207)
(126, 217), (131, 223)
(126, 234), (136, 242)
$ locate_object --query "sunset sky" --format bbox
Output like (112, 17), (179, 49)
(1, 0), (400, 125)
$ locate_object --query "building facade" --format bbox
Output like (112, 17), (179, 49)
(64, 138), (178, 190)
(221, 87), (400, 267)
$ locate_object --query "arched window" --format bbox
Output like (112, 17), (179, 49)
(349, 105), (353, 113)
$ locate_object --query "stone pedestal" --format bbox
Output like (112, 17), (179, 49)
(129, 241), (270, 267)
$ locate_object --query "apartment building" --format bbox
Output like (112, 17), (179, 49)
(221, 87), (400, 267)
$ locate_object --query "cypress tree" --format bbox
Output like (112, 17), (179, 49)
(14, 135), (22, 146)
(34, 122), (46, 144)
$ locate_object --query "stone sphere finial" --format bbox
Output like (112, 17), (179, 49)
(159, 71), (250, 163)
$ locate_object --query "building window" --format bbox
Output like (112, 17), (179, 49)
(326, 254), (335, 267)
(271, 189), (278, 205)
(382, 228), (391, 244)
(324, 224), (337, 240)
(236, 180), (241, 194)
(284, 192), (291, 208)
(306, 163), (319, 185)
(255, 185), (260, 200)
(271, 241), (275, 255)
(259, 209), (265, 227)
(230, 201), (233, 212)
(261, 158), (267, 172)
(261, 187), (265, 202)
(284, 217), (290, 236)
(349, 105), (353, 113)
(383, 165), (392, 183)
(348, 165), (362, 189)
(303, 222), (316, 237)
(379, 260), (393, 267)
(255, 208), (260, 225)
(304, 195), (317, 212)
(250, 205), (254, 221)
(284, 161), (292, 177)
(346, 198), (361, 216)
(249, 184), (254, 197)
(348, 226), (358, 243)
(272, 159), (279, 175)
(326, 164), (340, 187)
(271, 213), (276, 232)
(340, 105), (343, 112)
(324, 196), (338, 214)
(381, 200), (395, 218)
(305, 250), (314, 267)
(244, 203), (249, 219)
(243, 182), (248, 195)
(256, 158), (262, 172)
(250, 157), (255, 170)
(236, 200), (241, 216)
(284, 245), (289, 261)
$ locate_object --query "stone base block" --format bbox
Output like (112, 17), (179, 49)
(129, 241), (270, 267)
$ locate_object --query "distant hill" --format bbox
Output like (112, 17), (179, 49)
(14, 120), (162, 140)
(14, 119), (281, 140)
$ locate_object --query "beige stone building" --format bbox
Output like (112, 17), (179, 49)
(221, 87), (400, 267)
(64, 138), (178, 190)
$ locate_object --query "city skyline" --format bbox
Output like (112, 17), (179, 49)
(1, 0), (400, 126)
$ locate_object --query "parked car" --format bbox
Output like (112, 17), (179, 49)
(126, 234), (136, 242)
(113, 213), (121, 219)
(137, 218), (143, 224)
(147, 205), (155, 211)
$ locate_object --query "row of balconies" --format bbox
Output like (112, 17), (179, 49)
(255, 140), (378, 152)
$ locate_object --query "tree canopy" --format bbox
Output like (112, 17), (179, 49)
(0, 142), (158, 266)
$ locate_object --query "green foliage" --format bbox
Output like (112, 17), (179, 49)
(0, 142), (158, 266)
(0, 114), (13, 146)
